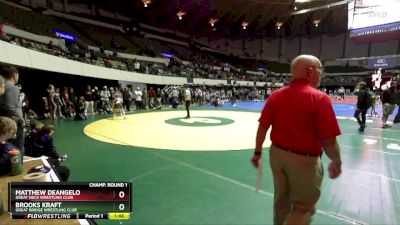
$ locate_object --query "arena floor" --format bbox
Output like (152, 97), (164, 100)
(51, 100), (400, 225)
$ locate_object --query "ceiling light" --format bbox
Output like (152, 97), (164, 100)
(313, 19), (320, 27)
(209, 18), (218, 27)
(276, 22), (283, 30)
(242, 21), (248, 29)
(177, 11), (186, 20)
(291, 0), (348, 16)
(143, 0), (151, 7)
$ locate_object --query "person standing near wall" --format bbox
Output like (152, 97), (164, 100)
(134, 87), (143, 110)
(0, 66), (25, 162)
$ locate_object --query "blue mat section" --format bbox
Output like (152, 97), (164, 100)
(202, 101), (399, 120)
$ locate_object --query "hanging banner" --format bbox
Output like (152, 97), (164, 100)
(53, 30), (76, 42)
(367, 58), (397, 69)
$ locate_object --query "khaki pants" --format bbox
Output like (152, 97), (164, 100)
(269, 145), (323, 225)
(383, 103), (395, 116)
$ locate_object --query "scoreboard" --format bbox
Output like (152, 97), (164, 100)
(8, 182), (132, 220)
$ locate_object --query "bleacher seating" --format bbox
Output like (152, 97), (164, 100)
(2, 1), (398, 88)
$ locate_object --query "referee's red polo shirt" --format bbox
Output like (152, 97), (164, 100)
(259, 79), (341, 155)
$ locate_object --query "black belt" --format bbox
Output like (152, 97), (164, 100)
(272, 144), (321, 157)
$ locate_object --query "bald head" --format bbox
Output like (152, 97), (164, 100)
(290, 55), (322, 87)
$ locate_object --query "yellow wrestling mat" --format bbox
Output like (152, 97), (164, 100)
(83, 110), (271, 151)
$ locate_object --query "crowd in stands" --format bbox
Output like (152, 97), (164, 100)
(321, 75), (367, 86)
(0, 2), (387, 108)
(0, 1), (375, 87)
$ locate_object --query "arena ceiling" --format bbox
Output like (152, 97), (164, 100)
(70, 0), (349, 38)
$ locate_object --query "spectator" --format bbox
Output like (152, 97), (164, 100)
(0, 116), (18, 175)
(111, 36), (120, 49)
(105, 58), (113, 68)
(354, 82), (370, 132)
(84, 85), (94, 116)
(61, 87), (75, 117)
(112, 90), (126, 119)
(74, 97), (87, 120)
(134, 59), (140, 71)
(41, 97), (50, 119)
(47, 40), (53, 50)
(25, 120), (44, 157)
(134, 87), (143, 110)
(32, 124), (69, 181)
(122, 87), (131, 112)
(31, 125), (64, 159)
(0, 66), (25, 161)
(394, 75), (400, 123)
(381, 83), (396, 128)
(148, 87), (156, 109)
(0, 76), (5, 95)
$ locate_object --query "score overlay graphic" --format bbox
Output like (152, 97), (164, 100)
(8, 182), (132, 220)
